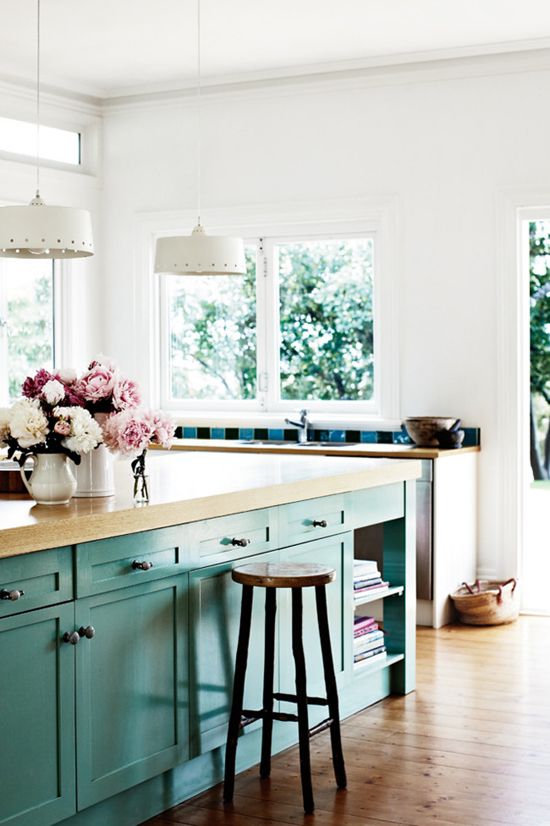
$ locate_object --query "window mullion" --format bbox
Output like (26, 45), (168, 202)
(263, 238), (279, 411)
(255, 238), (268, 410)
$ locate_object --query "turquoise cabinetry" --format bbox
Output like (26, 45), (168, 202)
(0, 479), (415, 826)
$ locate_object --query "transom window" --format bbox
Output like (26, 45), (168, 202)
(0, 116), (80, 166)
(159, 230), (378, 413)
(0, 259), (56, 403)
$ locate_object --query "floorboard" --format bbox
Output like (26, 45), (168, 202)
(141, 616), (550, 826)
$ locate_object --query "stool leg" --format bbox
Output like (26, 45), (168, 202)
(292, 587), (314, 814)
(315, 585), (347, 789)
(260, 588), (277, 779)
(224, 584), (254, 803)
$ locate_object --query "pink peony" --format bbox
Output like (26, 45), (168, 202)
(22, 368), (56, 399)
(76, 365), (116, 403)
(112, 378), (141, 411)
(143, 410), (175, 449)
(102, 410), (153, 457)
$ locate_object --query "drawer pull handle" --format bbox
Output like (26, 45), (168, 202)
(78, 625), (96, 640)
(132, 560), (154, 571)
(231, 538), (251, 548)
(0, 588), (25, 601)
(312, 519), (328, 528)
(62, 631), (80, 646)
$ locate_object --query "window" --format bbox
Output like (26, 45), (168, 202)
(0, 259), (56, 403)
(0, 116), (80, 166)
(160, 227), (381, 414)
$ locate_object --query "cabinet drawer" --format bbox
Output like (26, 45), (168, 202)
(191, 509), (276, 565)
(278, 494), (347, 548)
(348, 482), (404, 529)
(0, 547), (73, 618)
(76, 526), (192, 596)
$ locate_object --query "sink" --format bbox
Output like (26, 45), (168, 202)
(238, 440), (358, 447)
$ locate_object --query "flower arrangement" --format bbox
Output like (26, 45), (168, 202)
(0, 356), (175, 500)
(0, 394), (102, 465)
(2, 356), (176, 500)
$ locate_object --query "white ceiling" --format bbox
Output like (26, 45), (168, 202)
(4, 0), (550, 99)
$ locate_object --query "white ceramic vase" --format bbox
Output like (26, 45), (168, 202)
(19, 453), (77, 505)
(74, 443), (115, 498)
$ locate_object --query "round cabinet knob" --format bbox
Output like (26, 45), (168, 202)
(62, 631), (80, 645)
(132, 560), (153, 571)
(0, 588), (25, 601)
(78, 625), (96, 640)
(312, 519), (328, 528)
(231, 538), (251, 548)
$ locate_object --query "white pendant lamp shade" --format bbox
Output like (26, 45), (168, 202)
(154, 0), (244, 277)
(0, 0), (94, 261)
(155, 224), (245, 276)
(0, 194), (94, 259)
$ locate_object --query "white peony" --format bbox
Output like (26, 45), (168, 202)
(0, 408), (11, 446)
(9, 398), (48, 449)
(61, 407), (102, 455)
(41, 379), (66, 405)
(57, 367), (77, 384)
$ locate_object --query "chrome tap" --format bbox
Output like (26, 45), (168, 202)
(285, 409), (310, 445)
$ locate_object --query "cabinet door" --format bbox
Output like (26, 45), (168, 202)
(0, 603), (75, 826)
(279, 534), (353, 702)
(75, 575), (188, 810)
(189, 551), (279, 756)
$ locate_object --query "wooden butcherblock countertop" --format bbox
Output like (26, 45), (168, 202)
(163, 438), (480, 460)
(0, 451), (421, 560)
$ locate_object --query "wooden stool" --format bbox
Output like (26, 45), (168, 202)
(223, 562), (347, 814)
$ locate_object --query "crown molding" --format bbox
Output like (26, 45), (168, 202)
(0, 76), (102, 120)
(102, 43), (550, 114)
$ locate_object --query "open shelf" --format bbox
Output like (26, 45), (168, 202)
(353, 651), (404, 675)
(353, 584), (404, 608)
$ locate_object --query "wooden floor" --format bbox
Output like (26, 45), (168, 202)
(142, 617), (550, 826)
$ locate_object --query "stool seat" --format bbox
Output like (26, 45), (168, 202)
(232, 562), (336, 588)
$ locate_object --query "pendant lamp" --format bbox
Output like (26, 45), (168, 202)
(154, 0), (245, 276)
(0, 0), (93, 260)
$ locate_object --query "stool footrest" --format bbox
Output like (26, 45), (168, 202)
(308, 718), (334, 738)
(241, 709), (299, 726)
(273, 692), (328, 706)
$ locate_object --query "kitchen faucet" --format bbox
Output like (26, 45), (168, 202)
(285, 409), (310, 445)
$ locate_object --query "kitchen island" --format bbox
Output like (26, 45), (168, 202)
(0, 451), (419, 826)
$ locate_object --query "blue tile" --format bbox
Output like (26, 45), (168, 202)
(393, 429), (413, 444)
(329, 430), (346, 442)
(318, 430), (330, 442)
(239, 428), (254, 441)
(268, 429), (284, 441)
(462, 427), (480, 447)
(211, 428), (225, 440)
(183, 427), (197, 439)
(360, 431), (377, 443)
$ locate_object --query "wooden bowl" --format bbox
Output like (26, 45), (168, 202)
(403, 416), (458, 446)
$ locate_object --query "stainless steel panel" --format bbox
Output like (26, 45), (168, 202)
(416, 479), (433, 599)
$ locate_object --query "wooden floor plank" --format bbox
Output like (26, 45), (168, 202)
(141, 616), (550, 826)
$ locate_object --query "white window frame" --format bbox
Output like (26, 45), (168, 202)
(137, 198), (399, 422)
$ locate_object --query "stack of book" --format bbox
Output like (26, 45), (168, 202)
(353, 614), (386, 666)
(353, 559), (389, 600)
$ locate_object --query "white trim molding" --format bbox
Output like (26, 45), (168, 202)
(496, 188), (550, 586)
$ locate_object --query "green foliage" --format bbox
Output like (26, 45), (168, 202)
(7, 272), (54, 400)
(528, 222), (550, 476)
(279, 240), (373, 401)
(169, 239), (374, 403)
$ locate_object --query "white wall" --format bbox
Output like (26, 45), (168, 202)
(99, 56), (550, 579)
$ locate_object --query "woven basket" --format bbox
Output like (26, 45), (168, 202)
(450, 579), (519, 626)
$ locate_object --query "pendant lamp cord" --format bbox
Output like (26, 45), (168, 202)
(36, 0), (41, 197)
(196, 0), (201, 227)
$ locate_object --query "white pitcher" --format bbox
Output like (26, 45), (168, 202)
(20, 453), (77, 505)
